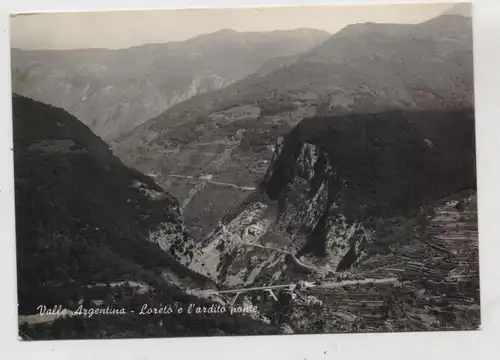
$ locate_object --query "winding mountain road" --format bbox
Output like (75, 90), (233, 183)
(166, 173), (256, 209)
(239, 240), (320, 272)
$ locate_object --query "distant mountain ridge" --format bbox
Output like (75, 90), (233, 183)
(114, 14), (473, 170)
(11, 28), (330, 139)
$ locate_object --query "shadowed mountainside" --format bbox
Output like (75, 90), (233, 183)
(13, 94), (278, 339)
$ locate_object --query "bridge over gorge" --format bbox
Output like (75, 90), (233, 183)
(197, 278), (402, 306)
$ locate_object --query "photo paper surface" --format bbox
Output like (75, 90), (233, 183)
(10, 2), (479, 340)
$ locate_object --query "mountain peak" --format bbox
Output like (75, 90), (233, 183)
(442, 2), (472, 17)
(215, 28), (239, 34)
(334, 21), (410, 38)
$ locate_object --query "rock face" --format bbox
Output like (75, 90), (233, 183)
(266, 140), (371, 266)
(187, 108), (476, 288)
(11, 28), (329, 139)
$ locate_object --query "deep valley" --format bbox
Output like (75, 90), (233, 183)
(12, 4), (480, 340)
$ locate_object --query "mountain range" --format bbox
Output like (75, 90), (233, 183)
(112, 13), (474, 242)
(116, 14), (473, 141)
(11, 28), (329, 139)
(13, 5), (479, 338)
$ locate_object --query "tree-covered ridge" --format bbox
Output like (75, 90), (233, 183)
(265, 108), (476, 221)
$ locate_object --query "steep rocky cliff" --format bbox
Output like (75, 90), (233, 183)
(188, 108), (476, 288)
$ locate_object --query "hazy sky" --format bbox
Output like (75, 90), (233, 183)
(11, 3), (465, 50)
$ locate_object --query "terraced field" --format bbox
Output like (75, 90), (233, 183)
(278, 191), (480, 333)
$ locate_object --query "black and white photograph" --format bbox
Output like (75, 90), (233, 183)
(10, 1), (479, 340)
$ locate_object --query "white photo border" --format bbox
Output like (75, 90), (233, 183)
(1, 1), (498, 359)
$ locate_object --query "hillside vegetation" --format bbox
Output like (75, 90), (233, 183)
(13, 95), (277, 339)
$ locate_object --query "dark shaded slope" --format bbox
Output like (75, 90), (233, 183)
(13, 95), (276, 339)
(13, 95), (193, 298)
